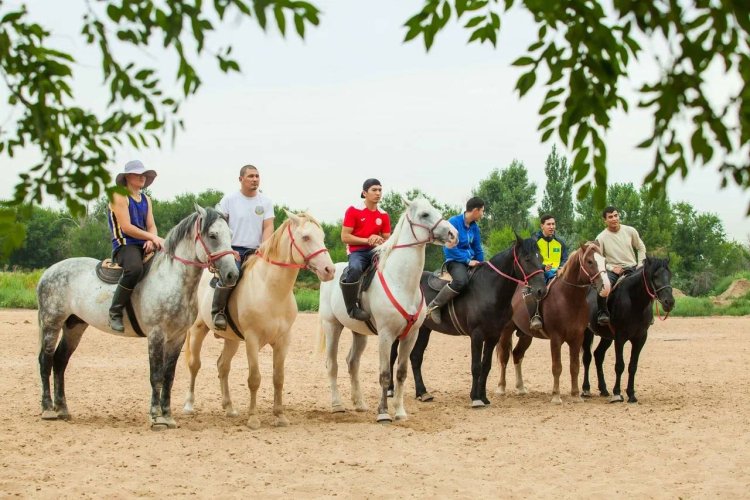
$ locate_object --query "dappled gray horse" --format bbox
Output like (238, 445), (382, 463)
(36, 205), (238, 429)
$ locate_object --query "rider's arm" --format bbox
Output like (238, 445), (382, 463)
(471, 225), (484, 262)
(110, 193), (160, 245)
(341, 226), (370, 246)
(632, 228), (647, 266)
(262, 217), (274, 242)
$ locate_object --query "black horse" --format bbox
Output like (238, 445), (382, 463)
(388, 235), (545, 407)
(582, 256), (675, 403)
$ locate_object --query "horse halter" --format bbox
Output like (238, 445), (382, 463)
(392, 213), (446, 249)
(562, 244), (607, 288)
(171, 218), (239, 271)
(484, 245), (543, 286)
(256, 222), (329, 270)
(643, 267), (673, 321)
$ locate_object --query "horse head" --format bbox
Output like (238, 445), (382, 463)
(282, 210), (335, 281)
(400, 197), (457, 248)
(194, 205), (239, 287)
(514, 233), (546, 300)
(644, 256), (675, 313)
(575, 241), (611, 297)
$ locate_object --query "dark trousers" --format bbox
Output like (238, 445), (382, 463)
(232, 246), (257, 272)
(113, 245), (145, 289)
(446, 261), (470, 292)
(342, 249), (375, 283)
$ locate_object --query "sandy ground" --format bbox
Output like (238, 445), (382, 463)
(1, 309), (749, 499)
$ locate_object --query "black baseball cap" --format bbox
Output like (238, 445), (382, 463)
(361, 178), (382, 198)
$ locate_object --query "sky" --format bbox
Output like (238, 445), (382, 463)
(2, 1), (749, 242)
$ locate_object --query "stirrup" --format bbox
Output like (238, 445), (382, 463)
(213, 312), (228, 330)
(529, 315), (543, 331)
(597, 312), (610, 326)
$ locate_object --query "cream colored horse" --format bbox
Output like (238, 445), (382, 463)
(183, 212), (335, 428)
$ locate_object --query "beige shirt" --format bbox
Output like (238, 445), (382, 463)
(595, 224), (646, 271)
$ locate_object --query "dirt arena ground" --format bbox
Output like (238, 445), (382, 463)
(1, 309), (748, 498)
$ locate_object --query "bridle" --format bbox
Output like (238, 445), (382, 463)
(392, 212), (447, 249)
(643, 267), (673, 321)
(483, 245), (543, 286)
(171, 218), (239, 271)
(560, 243), (607, 289)
(256, 222), (329, 270)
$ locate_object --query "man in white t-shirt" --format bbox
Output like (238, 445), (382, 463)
(212, 164), (275, 330)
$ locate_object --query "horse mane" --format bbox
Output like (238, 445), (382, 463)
(243, 212), (322, 271)
(556, 241), (599, 280)
(163, 207), (224, 258)
(487, 236), (539, 268)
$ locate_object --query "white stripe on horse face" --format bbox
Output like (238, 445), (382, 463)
(593, 252), (611, 296)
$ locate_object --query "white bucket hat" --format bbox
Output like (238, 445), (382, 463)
(115, 160), (157, 188)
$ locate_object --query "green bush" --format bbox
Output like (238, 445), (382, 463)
(0, 270), (42, 308)
(669, 296), (715, 317)
(294, 287), (320, 312)
(710, 271), (750, 296)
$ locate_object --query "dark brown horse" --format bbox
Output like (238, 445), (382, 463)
(496, 242), (611, 404)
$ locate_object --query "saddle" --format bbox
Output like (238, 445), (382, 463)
(426, 263), (479, 292)
(95, 252), (155, 284)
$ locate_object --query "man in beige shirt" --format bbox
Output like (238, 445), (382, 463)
(594, 206), (647, 325)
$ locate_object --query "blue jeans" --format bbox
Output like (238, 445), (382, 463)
(343, 249), (375, 283)
(232, 246), (256, 271)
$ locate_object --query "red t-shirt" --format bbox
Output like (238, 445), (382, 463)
(343, 205), (391, 253)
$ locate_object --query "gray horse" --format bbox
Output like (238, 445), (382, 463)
(36, 205), (238, 430)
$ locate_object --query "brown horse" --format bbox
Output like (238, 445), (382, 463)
(496, 242), (611, 404)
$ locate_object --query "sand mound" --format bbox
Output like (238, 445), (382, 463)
(712, 278), (750, 306)
(672, 288), (686, 298)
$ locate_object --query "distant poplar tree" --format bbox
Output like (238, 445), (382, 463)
(538, 146), (574, 238)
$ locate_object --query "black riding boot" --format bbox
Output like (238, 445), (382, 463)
(427, 285), (460, 324)
(341, 280), (370, 321)
(109, 284), (133, 333)
(211, 285), (234, 331)
(596, 294), (610, 325)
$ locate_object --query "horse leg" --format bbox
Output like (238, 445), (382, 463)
(147, 329), (168, 430)
(469, 334), (485, 408)
(568, 336), (584, 403)
(245, 337), (262, 429)
(495, 327), (512, 395)
(513, 332), (533, 395)
(52, 321), (87, 420)
(594, 337), (612, 397)
(478, 335), (499, 405)
(393, 331), (418, 421)
(387, 339), (398, 398)
(183, 320), (209, 415)
(550, 337), (563, 404)
(610, 338), (626, 403)
(410, 327), (432, 401)
(158, 331), (187, 429)
(347, 333), (369, 411)
(323, 319), (345, 413)
(626, 335), (647, 403)
(271, 337), (291, 427)
(582, 330), (593, 397)
(38, 315), (63, 420)
(218, 338), (240, 417)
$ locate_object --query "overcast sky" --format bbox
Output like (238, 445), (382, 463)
(3, 1), (749, 242)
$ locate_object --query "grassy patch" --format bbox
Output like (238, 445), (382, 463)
(295, 287), (319, 312)
(0, 270), (42, 309)
(710, 271), (750, 296)
(670, 296), (715, 317)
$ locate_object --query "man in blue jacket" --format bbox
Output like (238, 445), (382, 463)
(427, 197), (485, 323)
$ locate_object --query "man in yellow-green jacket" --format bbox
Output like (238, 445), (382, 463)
(527, 214), (569, 330)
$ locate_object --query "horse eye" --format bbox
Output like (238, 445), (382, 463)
(303, 235), (310, 242)
(209, 233), (218, 240)
(421, 212), (429, 218)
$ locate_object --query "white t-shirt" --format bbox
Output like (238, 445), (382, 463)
(218, 191), (274, 248)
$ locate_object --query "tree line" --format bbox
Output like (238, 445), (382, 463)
(5, 147), (749, 296)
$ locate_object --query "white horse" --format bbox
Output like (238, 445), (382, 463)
(318, 198), (458, 423)
(183, 212), (335, 429)
(36, 206), (238, 429)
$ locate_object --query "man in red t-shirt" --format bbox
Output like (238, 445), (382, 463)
(340, 178), (392, 320)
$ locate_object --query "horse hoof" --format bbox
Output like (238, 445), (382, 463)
(517, 387), (528, 395)
(581, 390), (592, 398)
(386, 389), (394, 398)
(182, 405), (194, 415)
(331, 404), (346, 414)
(551, 396), (563, 405)
(600, 390), (610, 397)
(394, 413), (408, 421)
(417, 392), (434, 402)
(41, 410), (58, 420)
(226, 409), (239, 418)
(162, 417), (178, 429)
(274, 415), (290, 427)
(471, 400), (486, 408)
(571, 396), (585, 404)
(627, 398), (638, 404)
(495, 387), (506, 395)
(149, 416), (169, 431)
(609, 395), (624, 403)
(376, 413), (392, 423)
(246, 417), (261, 430)
(56, 409), (71, 420)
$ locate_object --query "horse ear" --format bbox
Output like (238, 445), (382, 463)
(514, 231), (523, 245)
(401, 196), (411, 208)
(194, 203), (207, 219)
(284, 209), (302, 226)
